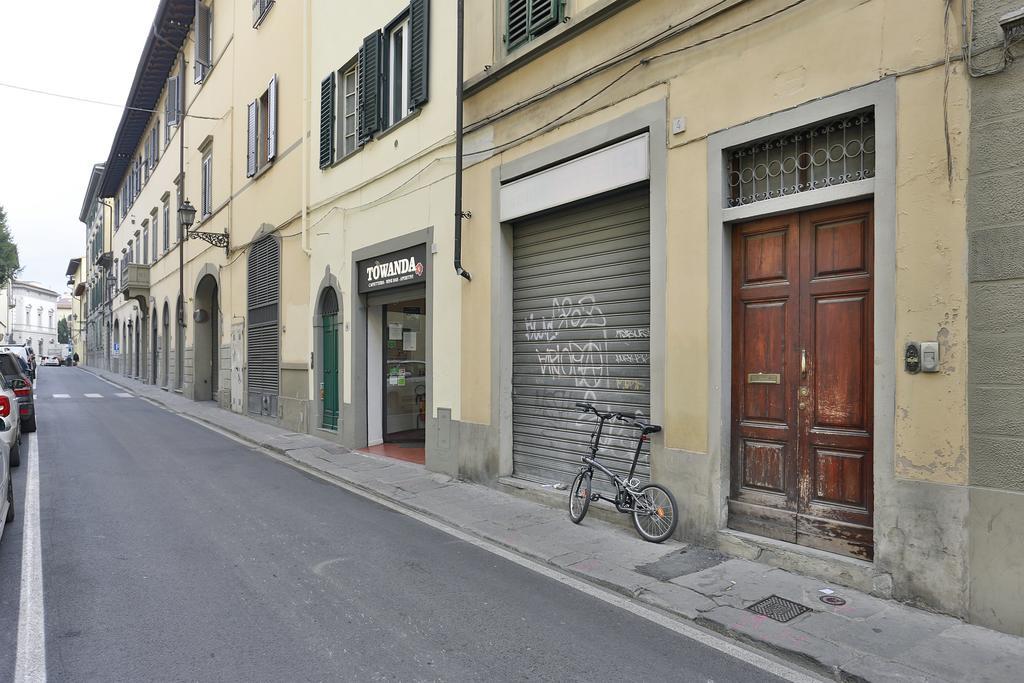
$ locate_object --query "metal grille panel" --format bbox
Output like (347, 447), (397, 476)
(747, 595), (812, 623)
(512, 190), (651, 489)
(728, 111), (875, 207)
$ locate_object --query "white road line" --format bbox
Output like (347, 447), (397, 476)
(15, 434), (46, 682)
(114, 393), (133, 398)
(84, 393), (103, 399)
(52, 394), (70, 399)
(175, 412), (822, 683)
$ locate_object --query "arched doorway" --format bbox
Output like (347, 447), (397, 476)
(162, 301), (170, 387)
(151, 308), (158, 385)
(318, 287), (340, 430)
(193, 274), (220, 402)
(175, 295), (184, 390)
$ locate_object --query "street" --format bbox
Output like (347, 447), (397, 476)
(0, 368), (796, 682)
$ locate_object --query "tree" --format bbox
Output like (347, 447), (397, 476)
(58, 318), (71, 344)
(0, 205), (21, 289)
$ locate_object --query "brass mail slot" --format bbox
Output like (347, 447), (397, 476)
(747, 372), (781, 384)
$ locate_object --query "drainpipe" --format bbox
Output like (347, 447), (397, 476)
(453, 0), (471, 281)
(300, 0), (312, 256)
(178, 52), (186, 389)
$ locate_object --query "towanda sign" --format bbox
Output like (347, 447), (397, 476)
(357, 244), (427, 293)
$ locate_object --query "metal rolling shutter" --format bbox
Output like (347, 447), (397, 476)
(247, 235), (280, 416)
(512, 189), (652, 488)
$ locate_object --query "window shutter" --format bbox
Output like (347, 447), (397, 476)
(506, 0), (528, 47)
(529, 0), (560, 35)
(267, 75), (278, 161)
(357, 30), (382, 143)
(409, 0), (430, 109)
(203, 156), (213, 216)
(194, 1), (212, 82)
(319, 74), (335, 168)
(166, 74), (179, 126)
(246, 100), (257, 177)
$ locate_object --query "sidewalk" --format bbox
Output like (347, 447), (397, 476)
(87, 366), (1024, 682)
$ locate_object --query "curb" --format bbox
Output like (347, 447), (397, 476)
(84, 367), (840, 680)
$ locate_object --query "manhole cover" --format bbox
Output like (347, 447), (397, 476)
(820, 595), (847, 606)
(747, 595), (811, 623)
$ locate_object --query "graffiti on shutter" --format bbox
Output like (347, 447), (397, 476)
(511, 191), (651, 490)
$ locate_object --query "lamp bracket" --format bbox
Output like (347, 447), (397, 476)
(187, 228), (229, 257)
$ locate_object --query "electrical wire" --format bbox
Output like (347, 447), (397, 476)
(943, 0), (955, 185)
(0, 81), (223, 121)
(465, 0), (737, 133)
(464, 0), (811, 159)
(960, 0), (1013, 77)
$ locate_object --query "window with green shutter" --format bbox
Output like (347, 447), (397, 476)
(358, 30), (383, 143)
(319, 74), (335, 168)
(506, 0), (561, 51)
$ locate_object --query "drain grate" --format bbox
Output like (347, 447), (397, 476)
(747, 595), (811, 623)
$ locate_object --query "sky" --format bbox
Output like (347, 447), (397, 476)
(0, 0), (161, 294)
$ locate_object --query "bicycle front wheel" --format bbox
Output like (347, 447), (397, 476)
(631, 484), (678, 543)
(569, 470), (592, 524)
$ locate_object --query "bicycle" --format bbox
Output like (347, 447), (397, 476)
(568, 402), (679, 543)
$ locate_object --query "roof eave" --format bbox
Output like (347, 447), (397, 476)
(98, 0), (194, 198)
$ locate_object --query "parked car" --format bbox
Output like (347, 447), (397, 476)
(0, 350), (36, 433)
(0, 374), (22, 468)
(0, 384), (13, 537)
(2, 344), (35, 381)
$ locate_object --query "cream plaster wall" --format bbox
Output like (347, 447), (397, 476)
(461, 0), (971, 489)
(308, 0), (461, 422)
(105, 1), (307, 414)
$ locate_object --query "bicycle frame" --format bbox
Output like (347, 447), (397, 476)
(579, 411), (650, 513)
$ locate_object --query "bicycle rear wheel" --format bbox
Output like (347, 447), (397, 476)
(568, 470), (592, 524)
(631, 484), (678, 543)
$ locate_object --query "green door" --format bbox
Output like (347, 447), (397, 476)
(322, 314), (339, 430)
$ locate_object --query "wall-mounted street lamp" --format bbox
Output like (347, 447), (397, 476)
(178, 199), (197, 233)
(180, 197), (228, 257)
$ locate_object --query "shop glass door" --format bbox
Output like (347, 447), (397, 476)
(383, 298), (426, 443)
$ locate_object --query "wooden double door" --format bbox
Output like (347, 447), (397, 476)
(729, 200), (874, 560)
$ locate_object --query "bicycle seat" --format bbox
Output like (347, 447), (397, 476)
(642, 424), (662, 435)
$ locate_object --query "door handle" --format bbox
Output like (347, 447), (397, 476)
(801, 349), (807, 377)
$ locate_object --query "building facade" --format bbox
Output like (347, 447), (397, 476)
(8, 280), (59, 354)
(454, 0), (993, 628)
(77, 0), (1024, 636)
(965, 0), (1024, 636)
(308, 0), (458, 467)
(56, 292), (75, 358)
(79, 164), (115, 372)
(87, 0), (307, 424)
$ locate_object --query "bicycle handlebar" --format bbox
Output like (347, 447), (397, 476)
(574, 402), (661, 434)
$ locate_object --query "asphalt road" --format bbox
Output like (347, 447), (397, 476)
(0, 368), (793, 682)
